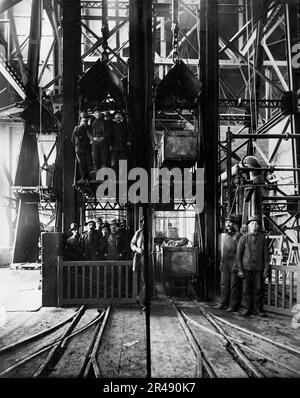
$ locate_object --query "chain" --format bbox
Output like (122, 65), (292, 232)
(101, 0), (109, 63)
(172, 22), (180, 64)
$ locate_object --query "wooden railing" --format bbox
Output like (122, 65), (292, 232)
(264, 263), (300, 315)
(57, 258), (137, 305)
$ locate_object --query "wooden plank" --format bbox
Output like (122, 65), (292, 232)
(267, 273), (271, 306)
(67, 266), (71, 299)
(96, 266), (100, 299)
(62, 260), (132, 267)
(97, 307), (146, 378)
(118, 265), (122, 298)
(290, 272), (294, 308)
(275, 270), (278, 307)
(75, 266), (78, 299)
(89, 266), (93, 299)
(282, 271), (286, 309)
(118, 308), (147, 378)
(82, 266), (85, 299)
(58, 256), (63, 305)
(150, 301), (201, 378)
(49, 309), (100, 378)
(271, 265), (300, 272)
(104, 266), (107, 299)
(125, 266), (129, 299)
(111, 265), (114, 299)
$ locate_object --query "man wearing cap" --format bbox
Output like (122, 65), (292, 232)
(236, 215), (269, 317)
(215, 215), (242, 311)
(65, 222), (82, 261)
(80, 220), (104, 260)
(95, 216), (103, 232)
(107, 221), (127, 260)
(71, 114), (93, 183)
(118, 219), (130, 259)
(130, 217), (145, 309)
(90, 108), (113, 174)
(111, 112), (132, 172)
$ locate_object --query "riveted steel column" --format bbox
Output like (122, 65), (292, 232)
(59, 0), (82, 232)
(201, 0), (219, 301)
(129, 0), (153, 378)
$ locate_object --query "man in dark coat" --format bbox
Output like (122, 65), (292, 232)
(71, 114), (93, 182)
(117, 219), (130, 259)
(107, 221), (127, 260)
(90, 109), (113, 173)
(80, 220), (104, 260)
(111, 112), (132, 171)
(65, 222), (82, 260)
(215, 215), (242, 311)
(237, 215), (269, 317)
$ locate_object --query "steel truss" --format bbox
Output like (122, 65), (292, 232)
(0, 0), (299, 245)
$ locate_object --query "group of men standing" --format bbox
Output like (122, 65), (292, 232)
(217, 215), (269, 317)
(71, 109), (132, 182)
(64, 217), (130, 261)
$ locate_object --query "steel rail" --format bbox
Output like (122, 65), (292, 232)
(0, 308), (106, 378)
(0, 308), (82, 355)
(170, 299), (216, 378)
(192, 300), (263, 378)
(82, 305), (112, 378)
(211, 313), (300, 357)
(33, 305), (86, 378)
(180, 307), (300, 376)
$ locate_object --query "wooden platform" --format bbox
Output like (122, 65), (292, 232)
(0, 299), (300, 378)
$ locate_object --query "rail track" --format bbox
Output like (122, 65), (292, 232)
(170, 299), (300, 378)
(0, 305), (111, 378)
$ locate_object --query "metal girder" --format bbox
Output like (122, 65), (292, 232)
(219, 98), (282, 108)
(0, 51), (26, 99)
(27, 0), (42, 96)
(81, 0), (129, 9)
(219, 114), (250, 122)
(58, 0), (82, 232)
(0, 0), (23, 14)
(7, 7), (27, 85)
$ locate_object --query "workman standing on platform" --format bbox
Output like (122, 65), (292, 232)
(111, 112), (132, 172)
(237, 215), (269, 317)
(90, 108), (113, 175)
(215, 215), (242, 311)
(130, 217), (145, 309)
(71, 114), (93, 183)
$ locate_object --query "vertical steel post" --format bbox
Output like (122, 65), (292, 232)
(129, 0), (153, 378)
(226, 127), (232, 214)
(59, 0), (82, 232)
(27, 0), (42, 96)
(202, 0), (219, 300)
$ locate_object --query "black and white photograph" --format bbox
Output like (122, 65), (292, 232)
(0, 0), (300, 386)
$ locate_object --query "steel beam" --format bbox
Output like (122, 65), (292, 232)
(58, 0), (82, 232)
(0, 0), (23, 14)
(200, 0), (219, 301)
(27, 0), (42, 96)
(129, 0), (153, 378)
(7, 7), (27, 85)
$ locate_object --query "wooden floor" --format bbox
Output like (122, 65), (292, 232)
(0, 297), (300, 378)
